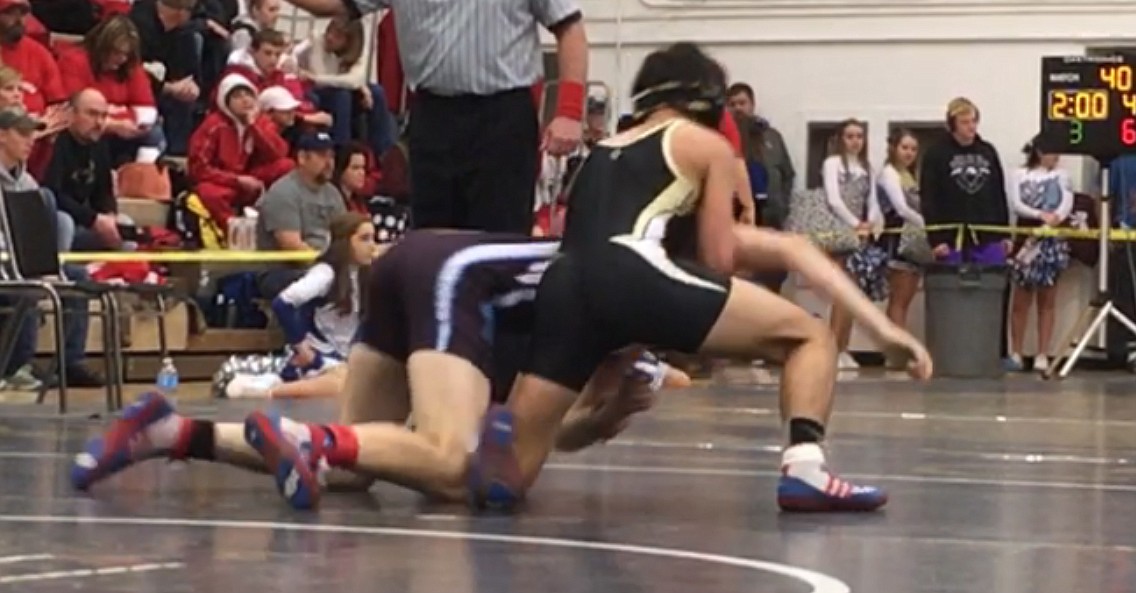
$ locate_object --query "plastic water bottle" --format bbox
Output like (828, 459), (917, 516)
(156, 357), (179, 403)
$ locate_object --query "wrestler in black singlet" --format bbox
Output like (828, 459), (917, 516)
(524, 118), (732, 392)
(356, 230), (558, 400)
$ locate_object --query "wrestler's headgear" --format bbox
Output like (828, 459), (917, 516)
(629, 80), (726, 130)
(627, 43), (727, 130)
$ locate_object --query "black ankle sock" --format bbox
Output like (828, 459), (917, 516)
(788, 418), (826, 445)
(186, 420), (216, 461)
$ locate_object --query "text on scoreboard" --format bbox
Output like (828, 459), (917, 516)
(1041, 55), (1136, 157)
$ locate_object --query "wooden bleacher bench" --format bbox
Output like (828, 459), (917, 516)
(118, 197), (170, 228)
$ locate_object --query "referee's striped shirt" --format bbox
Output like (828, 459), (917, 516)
(345, 0), (581, 96)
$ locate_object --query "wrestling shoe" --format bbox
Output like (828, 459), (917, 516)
(71, 391), (177, 491)
(243, 410), (324, 510)
(776, 443), (888, 512)
(468, 404), (524, 511)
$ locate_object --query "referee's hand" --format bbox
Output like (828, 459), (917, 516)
(543, 116), (583, 156)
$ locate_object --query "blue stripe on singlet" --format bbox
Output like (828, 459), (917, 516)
(432, 242), (560, 351)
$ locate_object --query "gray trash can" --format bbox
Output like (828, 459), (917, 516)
(923, 264), (1008, 379)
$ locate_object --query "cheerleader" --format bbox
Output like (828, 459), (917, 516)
(1006, 134), (1073, 372)
(877, 128), (924, 363)
(226, 212), (376, 398)
(822, 119), (882, 369)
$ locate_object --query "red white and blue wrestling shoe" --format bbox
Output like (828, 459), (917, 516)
(468, 404), (524, 511)
(71, 391), (177, 491)
(243, 411), (325, 511)
(776, 443), (888, 512)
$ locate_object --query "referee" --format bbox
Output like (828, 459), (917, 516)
(277, 0), (588, 234)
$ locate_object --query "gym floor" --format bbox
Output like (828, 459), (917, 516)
(0, 369), (1132, 593)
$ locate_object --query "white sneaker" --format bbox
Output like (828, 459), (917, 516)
(837, 352), (860, 370)
(225, 373), (283, 399)
(1034, 354), (1050, 373)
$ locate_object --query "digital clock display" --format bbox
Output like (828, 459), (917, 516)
(1041, 55), (1136, 158)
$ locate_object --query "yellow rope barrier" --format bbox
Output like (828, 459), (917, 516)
(0, 223), (1121, 265)
(56, 250), (320, 263)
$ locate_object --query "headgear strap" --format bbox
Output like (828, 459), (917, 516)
(629, 81), (725, 128)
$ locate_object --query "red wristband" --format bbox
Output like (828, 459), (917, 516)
(556, 80), (586, 121)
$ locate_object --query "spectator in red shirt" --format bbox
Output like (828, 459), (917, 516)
(187, 72), (295, 228)
(95, 0), (133, 18)
(224, 28), (331, 127)
(0, 65), (67, 178)
(0, 0), (66, 118)
(57, 15), (164, 165)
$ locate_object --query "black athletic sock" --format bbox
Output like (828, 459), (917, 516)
(788, 418), (826, 446)
(185, 420), (216, 461)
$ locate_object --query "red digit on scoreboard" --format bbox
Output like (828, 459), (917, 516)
(1124, 118), (1136, 145)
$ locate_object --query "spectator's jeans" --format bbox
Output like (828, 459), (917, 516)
(72, 228), (114, 252)
(315, 84), (397, 155)
(1, 188), (88, 374)
(1, 263), (92, 376)
(159, 94), (195, 156)
(108, 124), (167, 166)
(37, 188), (75, 253)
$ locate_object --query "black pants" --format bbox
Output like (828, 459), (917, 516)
(407, 88), (539, 234)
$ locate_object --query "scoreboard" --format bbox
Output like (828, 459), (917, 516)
(1041, 54), (1136, 159)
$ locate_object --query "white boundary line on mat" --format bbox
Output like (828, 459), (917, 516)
(0, 514), (849, 593)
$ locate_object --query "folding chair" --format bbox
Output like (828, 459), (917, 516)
(0, 188), (123, 413)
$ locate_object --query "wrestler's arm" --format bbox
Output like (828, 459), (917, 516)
(282, 0), (389, 17)
(555, 351), (690, 452)
(554, 349), (642, 452)
(731, 224), (896, 341)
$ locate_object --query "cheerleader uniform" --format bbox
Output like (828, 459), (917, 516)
(224, 262), (360, 397)
(822, 155), (887, 304)
(821, 155), (882, 244)
(877, 163), (924, 271)
(1008, 167), (1073, 289)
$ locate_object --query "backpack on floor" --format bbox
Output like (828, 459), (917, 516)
(169, 190), (225, 250)
(199, 272), (268, 329)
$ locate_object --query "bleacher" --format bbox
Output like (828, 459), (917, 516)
(21, 7), (386, 384)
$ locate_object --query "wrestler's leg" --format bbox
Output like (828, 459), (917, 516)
(477, 278), (840, 509)
(322, 346), (411, 492)
(243, 344), (413, 508)
(71, 392), (278, 491)
(697, 279), (886, 511)
(317, 349), (489, 500)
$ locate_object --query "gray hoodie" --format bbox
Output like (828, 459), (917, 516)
(0, 158), (40, 193)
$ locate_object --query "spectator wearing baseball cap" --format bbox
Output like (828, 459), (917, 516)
(253, 129), (345, 297)
(187, 72), (295, 229)
(259, 85), (303, 153)
(0, 0), (66, 119)
(0, 107), (68, 248)
(0, 106), (103, 392)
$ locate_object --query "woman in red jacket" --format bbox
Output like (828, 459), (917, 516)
(56, 15), (164, 165)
